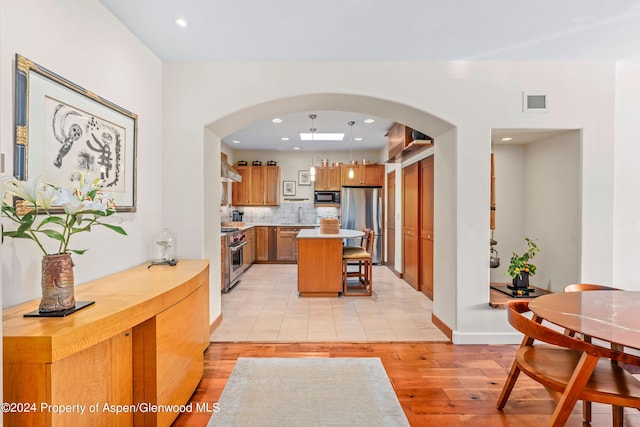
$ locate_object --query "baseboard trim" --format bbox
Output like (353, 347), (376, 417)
(210, 313), (223, 335)
(384, 265), (403, 279)
(452, 331), (522, 345)
(431, 313), (453, 341)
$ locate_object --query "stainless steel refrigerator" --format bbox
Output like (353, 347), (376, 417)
(341, 186), (383, 264)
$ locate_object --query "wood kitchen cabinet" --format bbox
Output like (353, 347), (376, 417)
(243, 227), (255, 267)
(387, 122), (433, 163)
(314, 165), (342, 190)
(232, 165), (280, 206)
(231, 165), (251, 205)
(419, 157), (434, 299)
(221, 235), (226, 290)
(276, 226), (313, 261)
(388, 122), (413, 160)
(342, 164), (384, 187)
(255, 226), (269, 261)
(256, 226), (314, 263)
(277, 227), (298, 261)
(255, 226), (278, 262)
(402, 161), (419, 290)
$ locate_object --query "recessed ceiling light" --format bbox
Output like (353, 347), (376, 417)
(354, 137), (363, 141)
(175, 17), (189, 28)
(281, 137), (289, 141)
(363, 118), (375, 124)
(300, 133), (345, 141)
(501, 137), (513, 142)
(293, 147), (300, 150)
(272, 118), (283, 123)
(232, 140), (240, 144)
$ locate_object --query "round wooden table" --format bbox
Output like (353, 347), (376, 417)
(529, 290), (640, 350)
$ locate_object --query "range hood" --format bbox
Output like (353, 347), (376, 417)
(221, 158), (242, 182)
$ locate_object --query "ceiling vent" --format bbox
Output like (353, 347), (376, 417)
(523, 92), (548, 113)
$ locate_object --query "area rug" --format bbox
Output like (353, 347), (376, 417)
(207, 357), (410, 426)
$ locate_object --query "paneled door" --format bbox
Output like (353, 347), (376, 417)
(419, 157), (434, 299)
(387, 171), (396, 270)
(402, 162), (419, 289)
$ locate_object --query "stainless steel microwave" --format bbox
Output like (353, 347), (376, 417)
(314, 191), (340, 204)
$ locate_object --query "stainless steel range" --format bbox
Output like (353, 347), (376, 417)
(222, 227), (246, 292)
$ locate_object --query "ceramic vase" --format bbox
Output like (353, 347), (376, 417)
(39, 253), (75, 312)
(512, 271), (530, 289)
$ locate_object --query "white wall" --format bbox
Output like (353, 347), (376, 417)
(490, 133), (580, 293)
(614, 57), (640, 290)
(524, 133), (580, 291)
(163, 61), (616, 344)
(490, 145), (526, 284)
(0, 0), (163, 307)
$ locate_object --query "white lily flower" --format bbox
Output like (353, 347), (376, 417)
(3, 175), (43, 204)
(1, 170), (126, 256)
(56, 187), (85, 214)
(36, 185), (58, 210)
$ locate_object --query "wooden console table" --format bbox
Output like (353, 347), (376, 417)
(489, 282), (551, 309)
(3, 259), (210, 426)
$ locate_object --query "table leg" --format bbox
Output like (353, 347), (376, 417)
(548, 352), (599, 427)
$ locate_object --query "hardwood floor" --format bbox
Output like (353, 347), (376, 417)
(173, 342), (640, 426)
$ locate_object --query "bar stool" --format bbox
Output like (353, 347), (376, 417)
(342, 228), (374, 296)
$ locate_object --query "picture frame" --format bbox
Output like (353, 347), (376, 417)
(13, 54), (138, 212)
(298, 170), (311, 186)
(283, 181), (296, 196)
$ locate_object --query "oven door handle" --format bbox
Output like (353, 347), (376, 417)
(229, 241), (248, 251)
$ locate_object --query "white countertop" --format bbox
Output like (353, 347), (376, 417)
(297, 229), (364, 239)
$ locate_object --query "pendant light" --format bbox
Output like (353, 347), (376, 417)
(308, 114), (317, 181)
(347, 121), (355, 179)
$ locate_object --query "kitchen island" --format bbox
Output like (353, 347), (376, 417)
(296, 229), (364, 297)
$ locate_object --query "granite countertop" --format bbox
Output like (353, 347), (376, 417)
(221, 222), (319, 233)
(297, 229), (364, 239)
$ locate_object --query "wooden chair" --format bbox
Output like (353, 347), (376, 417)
(563, 283), (623, 424)
(343, 228), (369, 251)
(497, 300), (640, 427)
(342, 228), (374, 296)
(563, 283), (621, 293)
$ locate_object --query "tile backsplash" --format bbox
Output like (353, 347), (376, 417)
(221, 203), (339, 224)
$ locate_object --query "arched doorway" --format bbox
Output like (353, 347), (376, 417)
(203, 93), (456, 340)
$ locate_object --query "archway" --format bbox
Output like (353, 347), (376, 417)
(203, 93), (457, 340)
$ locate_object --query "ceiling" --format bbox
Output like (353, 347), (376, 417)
(98, 0), (640, 151)
(220, 111), (395, 152)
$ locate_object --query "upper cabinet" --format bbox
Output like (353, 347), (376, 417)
(342, 164), (384, 187)
(387, 123), (433, 163)
(232, 165), (280, 206)
(314, 165), (342, 191)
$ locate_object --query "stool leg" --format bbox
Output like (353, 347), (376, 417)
(342, 259), (348, 295)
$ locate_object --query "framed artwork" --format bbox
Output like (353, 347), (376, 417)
(298, 170), (311, 186)
(283, 181), (296, 196)
(14, 54), (138, 212)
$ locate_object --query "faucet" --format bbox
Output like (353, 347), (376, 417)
(297, 207), (304, 224)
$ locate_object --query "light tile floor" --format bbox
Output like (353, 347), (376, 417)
(211, 263), (449, 342)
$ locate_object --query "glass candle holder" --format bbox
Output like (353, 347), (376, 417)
(149, 228), (178, 268)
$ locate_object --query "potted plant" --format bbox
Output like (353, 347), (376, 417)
(2, 173), (127, 313)
(506, 238), (539, 289)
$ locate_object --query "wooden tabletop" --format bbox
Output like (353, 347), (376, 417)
(529, 290), (640, 350)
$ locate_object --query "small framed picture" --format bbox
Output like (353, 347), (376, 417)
(283, 180), (296, 196)
(298, 170), (311, 186)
